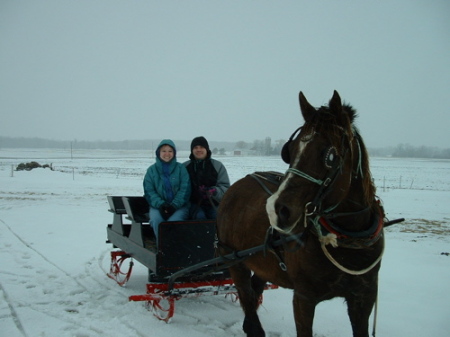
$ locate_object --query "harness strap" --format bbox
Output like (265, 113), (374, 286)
(319, 209), (383, 240)
(249, 174), (276, 195)
(323, 205), (371, 219)
(263, 227), (288, 271)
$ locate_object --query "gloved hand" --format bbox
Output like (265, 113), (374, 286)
(159, 203), (176, 220)
(166, 204), (176, 216)
(198, 185), (217, 200)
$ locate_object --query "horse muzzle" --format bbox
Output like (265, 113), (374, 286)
(266, 194), (303, 235)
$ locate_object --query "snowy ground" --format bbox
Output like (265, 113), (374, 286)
(0, 149), (449, 337)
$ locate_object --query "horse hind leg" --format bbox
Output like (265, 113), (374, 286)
(229, 264), (266, 337)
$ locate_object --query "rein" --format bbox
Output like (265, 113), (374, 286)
(168, 228), (309, 291)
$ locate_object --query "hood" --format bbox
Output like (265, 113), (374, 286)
(189, 136), (212, 160)
(155, 139), (177, 160)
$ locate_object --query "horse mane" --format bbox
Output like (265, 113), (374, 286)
(353, 127), (376, 204)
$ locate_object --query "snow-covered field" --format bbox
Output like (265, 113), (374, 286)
(1, 149), (449, 337)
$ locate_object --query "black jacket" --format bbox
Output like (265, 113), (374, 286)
(184, 157), (230, 206)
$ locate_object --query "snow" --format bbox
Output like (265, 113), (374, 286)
(1, 149), (449, 337)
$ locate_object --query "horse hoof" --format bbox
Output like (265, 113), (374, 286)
(243, 317), (265, 337)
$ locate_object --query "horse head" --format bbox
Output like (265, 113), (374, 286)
(266, 90), (375, 235)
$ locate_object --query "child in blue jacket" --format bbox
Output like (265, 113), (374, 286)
(143, 139), (191, 240)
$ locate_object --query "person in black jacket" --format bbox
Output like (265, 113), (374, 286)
(184, 136), (230, 219)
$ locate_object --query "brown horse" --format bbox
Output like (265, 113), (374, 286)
(217, 91), (385, 337)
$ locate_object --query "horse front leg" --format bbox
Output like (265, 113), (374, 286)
(292, 288), (317, 337)
(346, 291), (377, 337)
(229, 264), (266, 337)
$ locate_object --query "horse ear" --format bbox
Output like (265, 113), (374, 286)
(329, 90), (342, 112)
(299, 91), (315, 122)
(329, 90), (345, 124)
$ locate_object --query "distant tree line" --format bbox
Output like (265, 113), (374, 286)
(0, 136), (235, 152)
(389, 143), (450, 159)
(1, 136), (449, 159)
(234, 139), (450, 159)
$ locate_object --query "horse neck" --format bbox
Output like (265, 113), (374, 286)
(330, 135), (378, 231)
(328, 178), (376, 232)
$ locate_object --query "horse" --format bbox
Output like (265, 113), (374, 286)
(216, 90), (385, 337)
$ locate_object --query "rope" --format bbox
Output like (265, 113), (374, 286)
(372, 295), (378, 337)
(320, 237), (384, 275)
(307, 201), (385, 275)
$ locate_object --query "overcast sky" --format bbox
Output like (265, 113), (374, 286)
(1, 1), (449, 148)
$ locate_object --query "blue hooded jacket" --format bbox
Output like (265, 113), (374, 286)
(143, 139), (191, 209)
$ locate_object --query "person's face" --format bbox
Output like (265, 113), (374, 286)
(193, 145), (207, 160)
(159, 145), (174, 162)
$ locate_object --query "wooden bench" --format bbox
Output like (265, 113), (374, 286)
(121, 196), (151, 246)
(107, 196), (131, 237)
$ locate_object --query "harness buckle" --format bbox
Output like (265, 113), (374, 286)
(305, 202), (316, 217)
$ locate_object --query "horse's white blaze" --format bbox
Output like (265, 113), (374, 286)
(266, 138), (311, 233)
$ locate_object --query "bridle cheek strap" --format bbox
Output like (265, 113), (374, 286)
(285, 148), (345, 215)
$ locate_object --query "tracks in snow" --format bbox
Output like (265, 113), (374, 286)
(0, 218), (149, 337)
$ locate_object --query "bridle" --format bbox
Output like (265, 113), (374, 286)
(284, 127), (351, 217)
